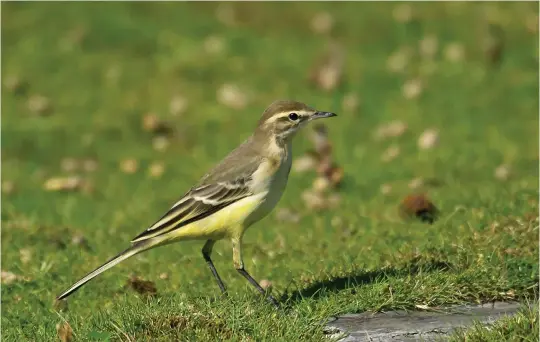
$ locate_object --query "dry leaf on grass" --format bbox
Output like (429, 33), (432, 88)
(302, 189), (327, 210)
(43, 176), (84, 192)
(142, 113), (174, 136)
(444, 42), (465, 62)
(217, 83), (248, 110)
(126, 275), (158, 296)
(418, 128), (439, 150)
(494, 164), (511, 181)
(408, 177), (425, 190)
(19, 248), (32, 264)
(380, 183), (392, 195)
(1, 270), (28, 284)
(152, 136), (170, 152)
(56, 322), (73, 342)
(310, 12), (334, 35)
(215, 3), (237, 26)
(259, 279), (272, 290)
(148, 162), (166, 178)
(393, 4), (413, 23)
(28, 94), (52, 116)
(373, 120), (408, 141)
(402, 78), (423, 99)
(4, 74), (29, 95)
(309, 42), (345, 92)
(120, 159), (138, 174)
(399, 193), (439, 224)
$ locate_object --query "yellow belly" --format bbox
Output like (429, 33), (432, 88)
(163, 192), (267, 242)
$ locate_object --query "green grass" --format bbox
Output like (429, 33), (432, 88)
(449, 304), (539, 342)
(2, 2), (538, 341)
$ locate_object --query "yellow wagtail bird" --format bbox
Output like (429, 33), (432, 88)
(57, 100), (337, 307)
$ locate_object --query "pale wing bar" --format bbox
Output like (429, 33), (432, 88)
(131, 180), (252, 243)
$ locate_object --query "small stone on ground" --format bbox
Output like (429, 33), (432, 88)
(324, 301), (525, 341)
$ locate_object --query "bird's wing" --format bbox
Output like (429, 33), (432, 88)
(131, 139), (263, 243)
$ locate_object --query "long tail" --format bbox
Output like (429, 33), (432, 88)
(56, 240), (155, 300)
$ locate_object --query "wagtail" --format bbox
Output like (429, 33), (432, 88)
(57, 100), (337, 308)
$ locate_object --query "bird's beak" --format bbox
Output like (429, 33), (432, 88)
(310, 111), (337, 120)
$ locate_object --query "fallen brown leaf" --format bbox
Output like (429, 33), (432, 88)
(373, 120), (408, 141)
(380, 183), (392, 195)
(1, 270), (28, 284)
(310, 11), (334, 35)
(28, 94), (52, 116)
(326, 166), (344, 188)
(259, 279), (272, 290)
(444, 42), (465, 62)
(149, 162), (166, 178)
(417, 128), (439, 150)
(126, 275), (158, 296)
(494, 164), (511, 181)
(217, 83), (247, 110)
(399, 193), (439, 224)
(120, 159), (138, 174)
(302, 189), (326, 210)
(56, 322), (73, 342)
(309, 42), (345, 92)
(393, 4), (413, 23)
(43, 176), (83, 192)
(313, 176), (331, 193)
(403, 78), (423, 99)
(4, 74), (29, 95)
(19, 248), (32, 264)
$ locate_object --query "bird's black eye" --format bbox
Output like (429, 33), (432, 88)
(288, 113), (299, 121)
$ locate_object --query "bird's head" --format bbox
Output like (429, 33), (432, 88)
(256, 100), (337, 142)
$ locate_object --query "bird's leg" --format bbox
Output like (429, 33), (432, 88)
(202, 240), (227, 295)
(232, 237), (279, 308)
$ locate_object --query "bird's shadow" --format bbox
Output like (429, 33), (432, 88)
(280, 258), (452, 303)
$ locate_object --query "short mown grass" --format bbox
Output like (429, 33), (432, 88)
(2, 2), (538, 341)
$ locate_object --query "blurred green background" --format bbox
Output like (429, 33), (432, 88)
(2, 2), (538, 341)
